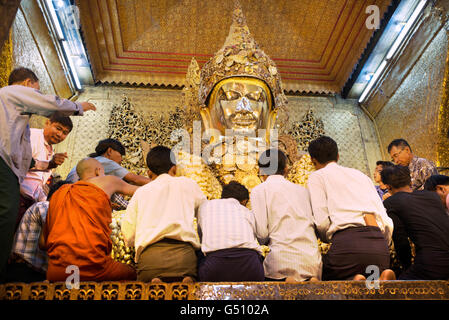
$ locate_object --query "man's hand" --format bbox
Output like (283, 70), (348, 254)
(80, 102), (96, 112)
(363, 212), (379, 227)
(48, 152), (68, 169)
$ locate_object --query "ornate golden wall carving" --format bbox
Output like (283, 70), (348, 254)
(0, 29), (12, 88)
(53, 86), (183, 179)
(53, 86), (380, 180)
(286, 95), (380, 176)
(2, 281), (449, 300)
(437, 30), (449, 168)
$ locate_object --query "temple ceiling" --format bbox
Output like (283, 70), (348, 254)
(77, 0), (393, 94)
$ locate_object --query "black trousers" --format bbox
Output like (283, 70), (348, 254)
(198, 248), (264, 282)
(17, 194), (35, 231)
(322, 226), (390, 281)
(5, 262), (46, 283)
(0, 157), (20, 283)
(399, 249), (449, 280)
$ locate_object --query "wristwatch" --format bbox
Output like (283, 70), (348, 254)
(30, 159), (50, 171)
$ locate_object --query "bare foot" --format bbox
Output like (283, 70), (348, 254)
(151, 277), (163, 284)
(182, 276), (194, 284)
(380, 269), (396, 280)
(284, 276), (299, 283)
(353, 274), (366, 281)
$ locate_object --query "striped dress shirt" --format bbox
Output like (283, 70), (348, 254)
(250, 175), (322, 281)
(197, 198), (262, 255)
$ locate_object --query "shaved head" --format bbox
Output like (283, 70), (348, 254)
(76, 158), (104, 180)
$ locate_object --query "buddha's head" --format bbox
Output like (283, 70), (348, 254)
(203, 76), (275, 136)
(198, 2), (287, 142)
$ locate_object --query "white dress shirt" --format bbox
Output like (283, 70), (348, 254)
(20, 129), (53, 201)
(307, 162), (393, 244)
(250, 175), (322, 281)
(122, 174), (207, 262)
(198, 198), (261, 254)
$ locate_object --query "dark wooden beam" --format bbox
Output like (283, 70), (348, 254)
(0, 0), (21, 52)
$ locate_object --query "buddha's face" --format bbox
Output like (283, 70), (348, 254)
(202, 77), (275, 138)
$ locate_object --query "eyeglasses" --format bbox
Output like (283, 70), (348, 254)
(391, 148), (405, 161)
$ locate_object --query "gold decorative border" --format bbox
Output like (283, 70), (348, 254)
(2, 281), (448, 300)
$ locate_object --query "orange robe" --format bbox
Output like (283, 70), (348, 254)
(45, 181), (136, 281)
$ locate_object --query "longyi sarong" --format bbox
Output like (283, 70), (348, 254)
(137, 238), (197, 282)
(322, 226), (390, 280)
(198, 248), (264, 282)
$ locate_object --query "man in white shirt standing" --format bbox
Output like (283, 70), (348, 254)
(18, 113), (73, 229)
(250, 148), (322, 282)
(197, 181), (264, 282)
(307, 136), (395, 281)
(122, 146), (207, 283)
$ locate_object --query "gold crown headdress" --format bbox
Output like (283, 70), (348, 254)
(198, 1), (288, 113)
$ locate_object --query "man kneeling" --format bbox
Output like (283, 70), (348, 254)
(122, 146), (207, 283)
(41, 158), (138, 282)
(197, 181), (264, 282)
(307, 136), (395, 281)
(382, 165), (449, 280)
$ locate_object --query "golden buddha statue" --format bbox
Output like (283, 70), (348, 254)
(108, 2), (326, 264)
(175, 2), (308, 196)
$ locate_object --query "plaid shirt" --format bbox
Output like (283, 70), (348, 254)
(11, 201), (49, 273)
(409, 156), (438, 190)
(111, 193), (129, 210)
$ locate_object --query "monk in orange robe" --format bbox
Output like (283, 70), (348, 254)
(42, 158), (140, 281)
